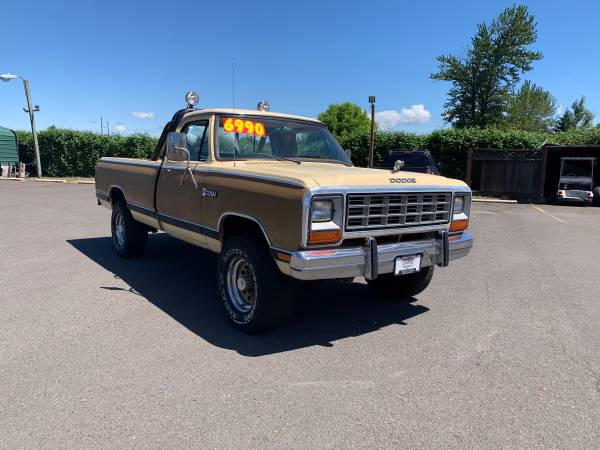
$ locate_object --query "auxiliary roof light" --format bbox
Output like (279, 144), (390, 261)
(185, 90), (199, 108)
(257, 100), (270, 112)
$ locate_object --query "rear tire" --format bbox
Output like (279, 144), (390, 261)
(218, 235), (294, 333)
(593, 187), (600, 206)
(367, 265), (434, 300)
(111, 200), (148, 257)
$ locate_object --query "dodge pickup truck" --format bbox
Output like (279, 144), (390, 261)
(95, 93), (473, 332)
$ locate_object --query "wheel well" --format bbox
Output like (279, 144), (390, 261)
(220, 215), (270, 247)
(109, 187), (125, 205)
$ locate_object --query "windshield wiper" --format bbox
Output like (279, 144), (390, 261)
(255, 153), (301, 164)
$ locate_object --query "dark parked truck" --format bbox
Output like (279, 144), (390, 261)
(380, 149), (440, 175)
(95, 93), (474, 332)
(556, 157), (599, 205)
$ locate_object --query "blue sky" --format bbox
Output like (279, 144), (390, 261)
(1, 0), (598, 135)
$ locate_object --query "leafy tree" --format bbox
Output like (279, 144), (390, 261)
(431, 5), (542, 128)
(554, 96), (595, 131)
(504, 81), (557, 131)
(318, 102), (372, 141)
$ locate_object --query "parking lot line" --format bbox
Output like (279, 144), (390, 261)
(531, 205), (566, 223)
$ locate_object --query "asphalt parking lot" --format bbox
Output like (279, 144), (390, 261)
(1, 182), (600, 448)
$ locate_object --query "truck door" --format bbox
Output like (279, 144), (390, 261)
(155, 118), (212, 248)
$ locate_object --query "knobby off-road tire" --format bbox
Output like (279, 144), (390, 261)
(593, 187), (600, 206)
(218, 235), (294, 333)
(367, 265), (435, 300)
(111, 200), (148, 258)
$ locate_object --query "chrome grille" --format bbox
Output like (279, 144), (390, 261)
(345, 192), (452, 231)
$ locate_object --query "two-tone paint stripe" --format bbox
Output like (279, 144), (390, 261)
(96, 191), (110, 202)
(157, 212), (220, 239)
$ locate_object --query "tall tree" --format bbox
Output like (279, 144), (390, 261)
(431, 5), (542, 128)
(317, 102), (372, 141)
(504, 81), (557, 131)
(554, 97), (595, 131)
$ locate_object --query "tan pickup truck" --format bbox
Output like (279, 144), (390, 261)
(95, 94), (473, 332)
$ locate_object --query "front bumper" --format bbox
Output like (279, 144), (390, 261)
(289, 232), (473, 281)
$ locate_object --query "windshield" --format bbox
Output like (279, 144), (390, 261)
(216, 116), (351, 165)
(560, 159), (594, 178)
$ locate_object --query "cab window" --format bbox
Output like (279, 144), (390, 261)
(183, 120), (210, 161)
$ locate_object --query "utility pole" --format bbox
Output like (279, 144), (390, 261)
(0, 73), (42, 177)
(23, 80), (42, 177)
(368, 96), (376, 168)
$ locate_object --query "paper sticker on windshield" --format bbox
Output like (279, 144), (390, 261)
(222, 117), (266, 138)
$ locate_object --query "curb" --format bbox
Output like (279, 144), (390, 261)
(0, 177), (25, 181)
(33, 178), (67, 183)
(473, 198), (517, 204)
(76, 180), (95, 185)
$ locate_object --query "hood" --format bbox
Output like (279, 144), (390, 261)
(219, 161), (468, 189)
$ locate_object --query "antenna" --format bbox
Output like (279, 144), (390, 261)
(232, 62), (236, 167)
(232, 62), (235, 111)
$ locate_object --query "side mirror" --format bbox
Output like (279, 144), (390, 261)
(166, 132), (190, 162)
(345, 148), (352, 159)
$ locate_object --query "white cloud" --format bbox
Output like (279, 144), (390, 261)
(555, 104), (565, 116)
(131, 111), (156, 119)
(375, 104), (431, 129)
(114, 122), (127, 132)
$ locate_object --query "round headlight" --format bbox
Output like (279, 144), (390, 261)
(453, 196), (465, 214)
(311, 200), (333, 222)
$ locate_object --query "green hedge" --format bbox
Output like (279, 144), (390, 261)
(16, 127), (157, 177)
(14, 125), (600, 179)
(341, 127), (600, 180)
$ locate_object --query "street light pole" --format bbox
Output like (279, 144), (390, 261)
(1, 73), (42, 177)
(368, 96), (376, 168)
(22, 79), (42, 177)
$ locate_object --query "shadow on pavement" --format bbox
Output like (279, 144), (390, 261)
(68, 234), (429, 356)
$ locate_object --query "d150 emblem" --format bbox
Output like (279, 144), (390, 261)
(202, 187), (218, 198)
(389, 177), (417, 183)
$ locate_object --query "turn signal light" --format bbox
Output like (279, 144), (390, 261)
(308, 229), (342, 245)
(450, 218), (469, 232)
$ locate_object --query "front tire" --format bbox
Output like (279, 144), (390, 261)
(218, 235), (293, 333)
(367, 265), (434, 300)
(111, 200), (148, 257)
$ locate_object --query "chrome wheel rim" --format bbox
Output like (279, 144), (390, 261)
(226, 255), (257, 314)
(114, 211), (125, 248)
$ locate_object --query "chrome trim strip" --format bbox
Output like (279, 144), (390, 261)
(127, 201), (158, 219)
(99, 158), (162, 169)
(158, 212), (219, 239)
(217, 212), (272, 246)
(95, 191), (109, 201)
(308, 185), (472, 195)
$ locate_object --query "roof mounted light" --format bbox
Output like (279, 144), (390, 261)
(185, 90), (199, 108)
(257, 100), (270, 112)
